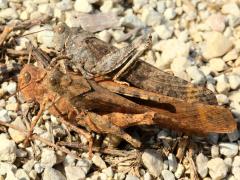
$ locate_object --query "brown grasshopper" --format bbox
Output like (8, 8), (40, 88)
(52, 22), (217, 105)
(18, 64), (237, 156)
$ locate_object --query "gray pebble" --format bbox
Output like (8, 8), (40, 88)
(168, 153), (177, 172)
(196, 153), (208, 178)
(161, 170), (175, 180)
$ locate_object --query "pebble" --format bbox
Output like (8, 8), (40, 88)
(206, 13), (225, 32)
(208, 58), (226, 72)
(125, 174), (139, 180)
(219, 143), (238, 157)
(97, 30), (111, 43)
(102, 167), (113, 178)
(168, 153), (177, 172)
(92, 154), (107, 169)
(196, 153), (208, 178)
(223, 49), (238, 62)
(232, 166), (240, 180)
(5, 82), (17, 95)
(15, 169), (30, 180)
(74, 0), (92, 13)
(8, 117), (27, 143)
(186, 66), (205, 84)
(65, 166), (86, 180)
(40, 148), (57, 168)
(38, 3), (53, 16)
(164, 8), (176, 20)
(0, 109), (11, 122)
(76, 158), (92, 175)
(63, 154), (76, 167)
(37, 28), (54, 48)
(0, 8), (19, 20)
(232, 156), (240, 167)
(0, 137), (16, 163)
(222, 2), (240, 16)
(216, 94), (229, 105)
(0, 0), (7, 9)
(228, 130), (240, 142)
(161, 170), (175, 180)
(207, 158), (228, 179)
(202, 31), (233, 59)
(154, 25), (173, 40)
(141, 8), (161, 26)
(174, 164), (184, 179)
(224, 157), (232, 169)
(142, 149), (163, 177)
(42, 167), (66, 180)
(228, 74), (240, 90)
(0, 162), (17, 176)
(22, 159), (35, 173)
(56, 0), (73, 11)
(211, 145), (219, 158)
(120, 14), (145, 28)
(100, 0), (113, 13)
(215, 74), (230, 94)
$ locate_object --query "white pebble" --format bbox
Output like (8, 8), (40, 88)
(224, 157), (232, 167)
(0, 0), (8, 9)
(232, 166), (240, 180)
(208, 58), (226, 72)
(76, 158), (92, 175)
(40, 148), (57, 168)
(15, 169), (30, 180)
(0, 137), (16, 163)
(92, 154), (107, 169)
(120, 14), (145, 28)
(168, 153), (177, 172)
(65, 166), (86, 180)
(38, 3), (53, 16)
(8, 117), (26, 143)
(100, 0), (113, 13)
(211, 145), (219, 158)
(170, 57), (190, 74)
(228, 74), (240, 90)
(154, 25), (173, 40)
(125, 174), (139, 180)
(186, 66), (206, 84)
(219, 143), (238, 157)
(216, 94), (229, 105)
(206, 13), (225, 32)
(42, 168), (66, 180)
(215, 74), (230, 94)
(164, 8), (176, 20)
(161, 170), (175, 180)
(74, 0), (92, 13)
(97, 30), (111, 43)
(207, 158), (228, 179)
(223, 49), (238, 62)
(0, 109), (11, 123)
(56, 0), (73, 11)
(222, 2), (240, 16)
(196, 153), (208, 178)
(142, 149), (163, 177)
(233, 156), (240, 167)
(157, 1), (166, 14)
(0, 8), (18, 20)
(174, 164), (184, 179)
(6, 82), (17, 95)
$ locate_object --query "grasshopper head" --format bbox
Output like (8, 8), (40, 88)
(53, 22), (71, 51)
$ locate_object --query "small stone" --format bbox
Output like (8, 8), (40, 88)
(154, 25), (173, 40)
(224, 157), (232, 168)
(97, 30), (111, 43)
(20, 11), (29, 20)
(174, 164), (184, 179)
(233, 156), (240, 167)
(215, 74), (230, 94)
(0, 0), (7, 9)
(8, 117), (27, 143)
(37, 28), (54, 48)
(120, 14), (145, 28)
(6, 103), (18, 112)
(202, 32), (233, 60)
(133, 0), (147, 11)
(208, 58), (226, 72)
(0, 137), (16, 163)
(142, 149), (163, 177)
(38, 3), (53, 16)
(65, 166), (86, 180)
(34, 163), (44, 174)
(170, 57), (191, 74)
(22, 159), (35, 173)
(163, 160), (168, 170)
(164, 8), (176, 20)
(56, 0), (73, 10)
(228, 74), (240, 90)
(29, 170), (37, 180)
(223, 49), (238, 62)
(0, 8), (18, 20)
(219, 143), (238, 157)
(206, 13), (225, 32)
(100, 0), (113, 13)
(168, 153), (177, 172)
(222, 2), (240, 16)
(16, 149), (27, 158)
(216, 94), (229, 105)
(0, 109), (11, 122)
(92, 154), (107, 169)
(76, 158), (92, 175)
(157, 1), (166, 14)
(196, 153), (208, 178)
(74, 0), (92, 13)
(15, 169), (30, 180)
(63, 154), (76, 167)
(186, 66), (206, 84)
(211, 145), (219, 158)
(207, 158), (228, 179)
(232, 166), (240, 180)
(6, 82), (17, 95)
(42, 168), (66, 180)
(161, 170), (175, 180)
(141, 8), (161, 26)
(102, 167), (113, 178)
(0, 162), (17, 176)
(40, 148), (57, 168)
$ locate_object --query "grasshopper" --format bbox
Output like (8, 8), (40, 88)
(52, 22), (217, 105)
(18, 64), (237, 156)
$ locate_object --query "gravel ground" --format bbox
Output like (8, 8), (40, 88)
(0, 0), (240, 179)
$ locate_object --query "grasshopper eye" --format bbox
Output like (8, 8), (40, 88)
(57, 25), (65, 34)
(24, 72), (31, 83)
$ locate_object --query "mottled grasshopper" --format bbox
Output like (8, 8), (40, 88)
(18, 64), (237, 156)
(52, 22), (217, 105)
